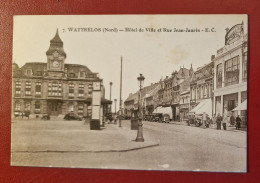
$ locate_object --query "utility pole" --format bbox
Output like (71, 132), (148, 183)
(114, 99), (117, 125)
(119, 56), (123, 127)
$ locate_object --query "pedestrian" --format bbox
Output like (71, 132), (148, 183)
(222, 114), (229, 130)
(236, 115), (242, 130)
(216, 113), (222, 130)
(230, 113), (235, 126)
(21, 112), (24, 118)
(212, 114), (217, 128)
(202, 112), (206, 128)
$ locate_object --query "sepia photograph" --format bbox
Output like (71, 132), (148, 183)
(11, 15), (248, 172)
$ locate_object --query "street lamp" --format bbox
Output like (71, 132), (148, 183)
(109, 82), (113, 113)
(136, 74), (145, 142)
(109, 82), (113, 101)
(114, 99), (117, 125)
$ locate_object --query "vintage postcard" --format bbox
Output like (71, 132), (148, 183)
(11, 15), (248, 172)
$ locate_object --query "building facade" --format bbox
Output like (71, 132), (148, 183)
(12, 30), (109, 118)
(190, 61), (214, 114)
(213, 22), (248, 126)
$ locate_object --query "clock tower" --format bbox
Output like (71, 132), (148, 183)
(46, 29), (66, 77)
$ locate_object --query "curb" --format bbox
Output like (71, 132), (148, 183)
(11, 142), (160, 153)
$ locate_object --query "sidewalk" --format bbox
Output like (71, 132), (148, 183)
(11, 119), (159, 153)
(169, 120), (247, 133)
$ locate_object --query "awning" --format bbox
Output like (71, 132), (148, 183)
(232, 99), (247, 111)
(190, 99), (212, 118)
(153, 106), (162, 113)
(153, 106), (172, 119)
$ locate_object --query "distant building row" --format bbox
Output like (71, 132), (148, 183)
(124, 22), (248, 126)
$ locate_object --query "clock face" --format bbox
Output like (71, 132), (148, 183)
(93, 82), (101, 90)
(53, 61), (59, 68)
(53, 52), (59, 58)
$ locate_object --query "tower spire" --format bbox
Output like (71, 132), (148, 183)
(46, 29), (66, 58)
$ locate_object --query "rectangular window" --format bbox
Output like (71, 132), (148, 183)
(36, 71), (42, 76)
(26, 69), (32, 76)
(35, 82), (41, 96)
(216, 64), (222, 88)
(225, 56), (240, 86)
(48, 83), (62, 96)
(15, 81), (21, 95)
(15, 102), (21, 111)
(25, 102), (31, 111)
(35, 101), (41, 113)
(79, 84), (84, 97)
(69, 83), (74, 97)
(197, 87), (200, 99)
(242, 52), (247, 82)
(80, 72), (85, 78)
(78, 104), (84, 114)
(25, 81), (31, 95)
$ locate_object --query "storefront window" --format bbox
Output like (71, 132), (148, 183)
(225, 56), (240, 86)
(223, 93), (238, 115)
(217, 64), (222, 88)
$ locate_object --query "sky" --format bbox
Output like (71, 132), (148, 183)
(13, 15), (247, 111)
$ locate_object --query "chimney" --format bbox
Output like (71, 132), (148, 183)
(211, 55), (215, 61)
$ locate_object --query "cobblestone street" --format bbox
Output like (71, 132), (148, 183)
(11, 118), (246, 172)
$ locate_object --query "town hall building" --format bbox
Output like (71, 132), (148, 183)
(12, 30), (111, 118)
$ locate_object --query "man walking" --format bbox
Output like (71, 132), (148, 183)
(216, 113), (222, 130)
(222, 114), (229, 130)
(202, 112), (207, 128)
(230, 113), (235, 126)
(236, 115), (242, 130)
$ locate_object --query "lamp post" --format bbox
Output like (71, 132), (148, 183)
(109, 82), (113, 113)
(135, 74), (145, 142)
(109, 82), (113, 101)
(114, 99), (117, 125)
